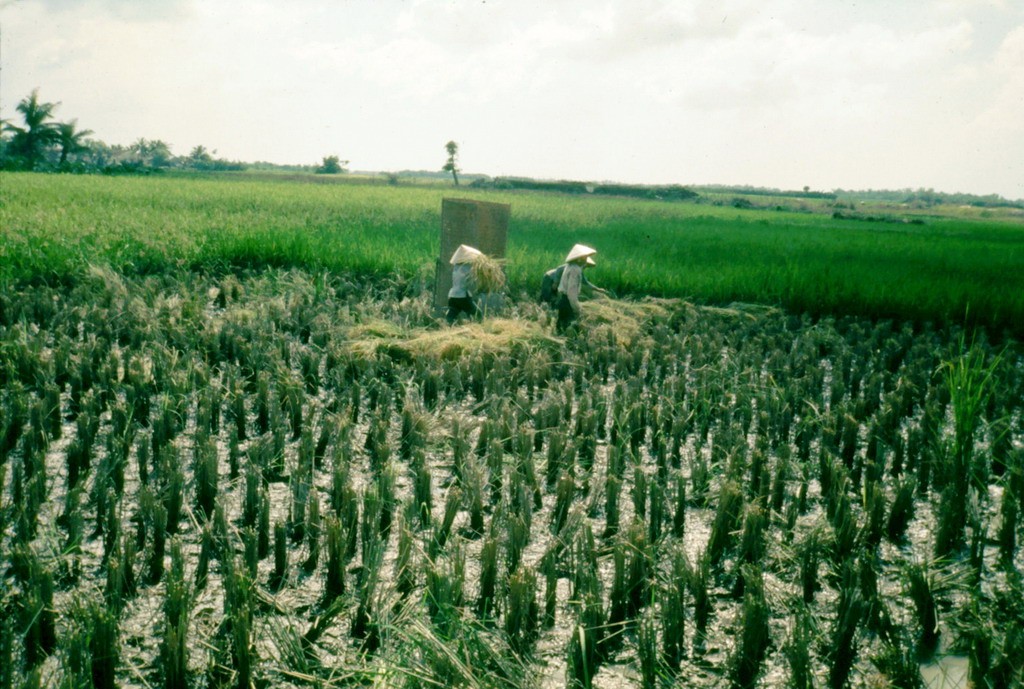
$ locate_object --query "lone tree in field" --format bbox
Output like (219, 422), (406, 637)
(442, 140), (460, 186)
(317, 155), (348, 174)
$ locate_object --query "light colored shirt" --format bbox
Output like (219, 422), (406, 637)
(557, 262), (583, 311)
(448, 263), (474, 298)
(546, 264), (595, 290)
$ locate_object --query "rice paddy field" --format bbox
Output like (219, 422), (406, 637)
(1, 171), (1023, 689)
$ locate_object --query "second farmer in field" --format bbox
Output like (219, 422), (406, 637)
(539, 254), (604, 306)
(555, 243), (600, 334)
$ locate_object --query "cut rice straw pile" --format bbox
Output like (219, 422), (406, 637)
(580, 296), (678, 345)
(346, 317), (558, 361)
(581, 297), (779, 345)
(342, 296), (769, 361)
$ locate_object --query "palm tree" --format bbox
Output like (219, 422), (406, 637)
(130, 138), (173, 168)
(9, 89), (61, 169)
(187, 145), (213, 168)
(56, 119), (94, 166)
(0, 117), (12, 166)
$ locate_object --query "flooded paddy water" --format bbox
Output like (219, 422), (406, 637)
(1, 267), (1022, 688)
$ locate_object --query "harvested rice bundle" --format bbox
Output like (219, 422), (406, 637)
(469, 253), (507, 294)
(450, 243), (505, 293)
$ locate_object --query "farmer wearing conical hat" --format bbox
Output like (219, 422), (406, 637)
(540, 254), (603, 307)
(555, 243), (598, 334)
(447, 244), (482, 324)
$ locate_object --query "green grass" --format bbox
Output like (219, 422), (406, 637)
(2, 171), (1022, 333)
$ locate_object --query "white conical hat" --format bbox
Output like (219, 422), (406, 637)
(450, 244), (483, 265)
(565, 244), (597, 263)
(586, 256), (597, 267)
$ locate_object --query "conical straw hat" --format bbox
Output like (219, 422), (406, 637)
(565, 244), (597, 263)
(450, 244), (484, 265)
(586, 257), (597, 267)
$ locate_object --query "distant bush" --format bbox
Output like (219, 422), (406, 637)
(316, 156), (348, 175)
(473, 176), (699, 201)
(832, 210), (925, 225)
(592, 183), (698, 201)
(697, 184), (837, 201)
(101, 161), (157, 176)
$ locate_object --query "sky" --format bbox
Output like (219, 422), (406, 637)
(2, 0), (1023, 199)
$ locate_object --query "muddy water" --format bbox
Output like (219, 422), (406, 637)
(920, 655), (969, 689)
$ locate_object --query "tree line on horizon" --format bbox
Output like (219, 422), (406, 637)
(0, 89), (262, 175)
(2, 88), (1020, 208)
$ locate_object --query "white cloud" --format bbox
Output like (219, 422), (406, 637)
(19, 0), (190, 21)
(1, 0), (1021, 197)
(971, 24), (1024, 131)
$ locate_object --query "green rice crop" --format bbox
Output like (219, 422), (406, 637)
(3, 172), (1022, 333)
